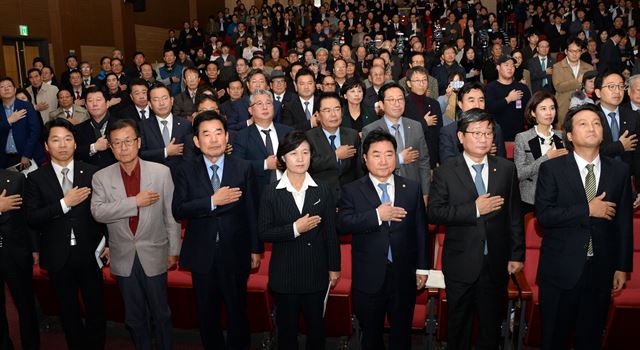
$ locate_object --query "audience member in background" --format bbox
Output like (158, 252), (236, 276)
(157, 49), (183, 97)
(41, 65), (58, 87)
(598, 29), (624, 73)
(68, 70), (87, 106)
(60, 55), (79, 90)
(527, 39), (555, 94)
(552, 37), (594, 123)
(514, 91), (567, 213)
(282, 68), (320, 131)
(115, 78), (153, 123)
(74, 87), (117, 169)
(340, 78), (378, 133)
(79, 61), (101, 89)
(26, 68), (59, 124)
(259, 131), (340, 350)
(172, 67), (200, 120)
(91, 119), (180, 350)
(49, 89), (90, 125)
(102, 73), (130, 112)
(570, 71), (598, 108)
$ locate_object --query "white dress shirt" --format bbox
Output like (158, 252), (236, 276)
(256, 123), (281, 179)
(276, 171), (318, 237)
(51, 160), (77, 245)
(136, 105), (150, 120)
(574, 152), (601, 192)
(463, 152), (489, 218)
(535, 125), (555, 156)
(156, 113), (174, 158)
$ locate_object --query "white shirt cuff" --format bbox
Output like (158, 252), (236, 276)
(398, 152), (405, 165)
(60, 198), (71, 214)
(476, 204), (480, 218)
(164, 147), (168, 158)
(293, 222), (301, 238)
(263, 159), (268, 171)
(416, 269), (429, 276)
(89, 143), (97, 156)
(375, 208), (382, 226)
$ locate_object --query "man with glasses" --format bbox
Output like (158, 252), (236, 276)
(399, 52), (439, 100)
(91, 118), (180, 350)
(319, 75), (337, 93)
(75, 87), (117, 169)
(282, 68), (320, 131)
(552, 38), (594, 122)
(173, 67), (200, 120)
(594, 70), (640, 188)
(528, 39), (556, 94)
(429, 108), (524, 350)
(362, 82), (431, 204)
(270, 70), (294, 123)
(139, 83), (194, 169)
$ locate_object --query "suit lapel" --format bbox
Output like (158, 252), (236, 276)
(147, 117), (164, 145)
(359, 176), (382, 207)
(552, 134), (565, 149)
(136, 160), (153, 237)
(197, 156), (214, 195)
(528, 135), (542, 159)
(453, 156), (478, 196)
(486, 156), (499, 194)
(45, 165), (64, 199)
(565, 153), (588, 202)
(249, 125), (268, 157)
(301, 185), (321, 215)
(172, 116), (185, 140)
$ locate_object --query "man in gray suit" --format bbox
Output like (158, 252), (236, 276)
(90, 118), (181, 350)
(362, 82), (431, 204)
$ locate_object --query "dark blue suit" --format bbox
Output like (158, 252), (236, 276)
(536, 154), (633, 350)
(221, 98), (250, 132)
(0, 99), (45, 168)
(172, 155), (262, 350)
(231, 123), (293, 195)
(139, 115), (195, 169)
(338, 175), (428, 349)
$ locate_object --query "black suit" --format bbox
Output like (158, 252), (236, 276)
(599, 39), (622, 73)
(535, 154), (633, 350)
(281, 96), (319, 131)
(139, 115), (195, 169)
(439, 121), (507, 163)
(258, 178), (340, 349)
(114, 104), (155, 123)
(599, 105), (640, 189)
(172, 90), (196, 120)
(306, 127), (362, 203)
(24, 162), (106, 350)
(363, 87), (379, 108)
(338, 175), (428, 349)
(74, 115), (116, 169)
(231, 123), (293, 196)
(404, 93), (443, 167)
(428, 155), (524, 350)
(172, 155), (262, 350)
(527, 56), (556, 93)
(0, 170), (39, 350)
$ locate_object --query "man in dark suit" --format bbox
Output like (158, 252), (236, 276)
(527, 39), (556, 93)
(599, 29), (624, 73)
(306, 92), (362, 203)
(439, 82), (507, 163)
(163, 29), (178, 53)
(594, 71), (640, 189)
(74, 87), (117, 169)
(269, 70), (295, 123)
(172, 111), (263, 350)
(363, 65), (386, 108)
(140, 83), (195, 169)
(535, 104), (633, 350)
(220, 78), (251, 131)
(338, 130), (428, 349)
(172, 68), (199, 120)
(0, 76), (46, 169)
(24, 118), (107, 350)
(429, 108), (525, 350)
(282, 68), (319, 131)
(231, 90), (292, 196)
(115, 78), (155, 123)
(404, 67), (443, 168)
(0, 169), (40, 350)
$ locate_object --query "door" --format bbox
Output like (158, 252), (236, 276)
(2, 37), (49, 87)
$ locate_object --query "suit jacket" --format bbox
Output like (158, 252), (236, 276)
(0, 99), (46, 168)
(306, 127), (363, 202)
(599, 39), (622, 74)
(273, 91), (296, 124)
(0, 169), (37, 258)
(172, 155), (263, 275)
(340, 104), (378, 132)
(74, 116), (117, 169)
(281, 96), (319, 131)
(172, 90), (196, 120)
(49, 105), (90, 123)
(527, 56), (556, 94)
(26, 83), (59, 123)
(231, 123), (293, 194)
(25, 161), (105, 272)
(600, 105), (640, 187)
(338, 175), (428, 293)
(362, 117), (431, 195)
(428, 155), (525, 284)
(363, 87), (379, 108)
(139, 114), (195, 169)
(114, 104), (155, 123)
(90, 159), (181, 277)
(221, 98), (251, 131)
(535, 154), (633, 289)
(552, 59), (593, 123)
(404, 94), (443, 168)
(513, 128), (564, 204)
(258, 179), (340, 293)
(437, 121), (506, 163)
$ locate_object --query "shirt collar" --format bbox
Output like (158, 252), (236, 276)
(322, 127), (340, 139)
(600, 105), (620, 118)
(203, 154), (225, 171)
(383, 116), (403, 129)
(534, 124), (554, 140)
(631, 101), (640, 111)
(573, 152), (601, 171)
(51, 159), (75, 176)
(276, 171), (317, 192)
(462, 152), (488, 168)
(156, 113), (173, 124)
(256, 122), (275, 132)
(368, 173), (395, 189)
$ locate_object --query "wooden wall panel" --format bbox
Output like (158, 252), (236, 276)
(135, 25), (169, 64)
(2, 46), (19, 85)
(132, 0), (189, 30)
(0, 0), (51, 39)
(75, 0), (115, 47)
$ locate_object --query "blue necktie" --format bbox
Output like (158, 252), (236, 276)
(608, 112), (620, 140)
(211, 164), (220, 242)
(472, 164), (489, 255)
(304, 101), (311, 120)
(329, 134), (341, 166)
(4, 105), (17, 154)
(378, 183), (393, 262)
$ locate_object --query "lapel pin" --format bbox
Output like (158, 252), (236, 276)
(6, 179), (10, 183)
(178, 122), (181, 125)
(80, 170), (84, 174)
(493, 168), (497, 172)
(402, 184), (406, 188)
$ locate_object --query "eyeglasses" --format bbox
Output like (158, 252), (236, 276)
(320, 107), (342, 114)
(566, 49), (582, 54)
(110, 138), (138, 148)
(603, 84), (627, 91)
(383, 97), (405, 104)
(323, 82), (336, 86)
(410, 79), (428, 84)
(464, 131), (494, 139)
(251, 101), (273, 108)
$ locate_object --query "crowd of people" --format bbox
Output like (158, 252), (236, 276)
(0, 0), (639, 349)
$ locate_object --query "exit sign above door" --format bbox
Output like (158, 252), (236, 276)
(19, 25), (28, 36)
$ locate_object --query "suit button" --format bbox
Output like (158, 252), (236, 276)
(307, 243), (311, 246)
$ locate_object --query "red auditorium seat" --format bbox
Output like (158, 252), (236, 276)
(32, 265), (59, 316)
(603, 217), (640, 349)
(523, 214), (544, 347)
(246, 250), (275, 338)
(505, 141), (515, 160)
(324, 244), (354, 342)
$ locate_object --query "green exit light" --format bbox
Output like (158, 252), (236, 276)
(19, 25), (28, 36)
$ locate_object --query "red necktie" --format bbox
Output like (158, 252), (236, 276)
(76, 90), (81, 99)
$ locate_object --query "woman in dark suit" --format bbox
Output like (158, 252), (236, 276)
(341, 78), (378, 133)
(258, 131), (341, 350)
(514, 91), (568, 213)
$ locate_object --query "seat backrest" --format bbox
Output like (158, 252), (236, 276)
(435, 233), (445, 270)
(633, 217), (640, 252)
(525, 214), (543, 249)
(340, 244), (352, 279)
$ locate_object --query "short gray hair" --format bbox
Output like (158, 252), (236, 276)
(315, 47), (329, 57)
(627, 74), (640, 89)
(249, 89), (274, 105)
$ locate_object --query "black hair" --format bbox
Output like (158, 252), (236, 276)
(457, 108), (495, 134)
(148, 82), (172, 99)
(0, 77), (16, 87)
(276, 130), (311, 171)
(56, 88), (73, 99)
(377, 81), (405, 102)
(457, 81), (485, 103)
(341, 77), (366, 96)
(205, 61), (220, 71)
(595, 70), (623, 89)
(85, 86), (107, 100)
(193, 110), (227, 135)
(27, 68), (41, 77)
(295, 67), (315, 82)
(317, 92), (341, 109)
(362, 129), (397, 156)
(106, 118), (140, 142)
(43, 118), (76, 142)
(563, 103), (605, 151)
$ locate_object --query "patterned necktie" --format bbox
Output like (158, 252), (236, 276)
(210, 164), (220, 192)
(608, 112), (620, 140)
(541, 58), (548, 87)
(391, 124), (405, 152)
(585, 164), (595, 256)
(161, 120), (170, 146)
(378, 182), (393, 262)
(140, 109), (146, 120)
(262, 129), (276, 183)
(472, 164), (488, 255)
(304, 101), (311, 120)
(65, 110), (72, 119)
